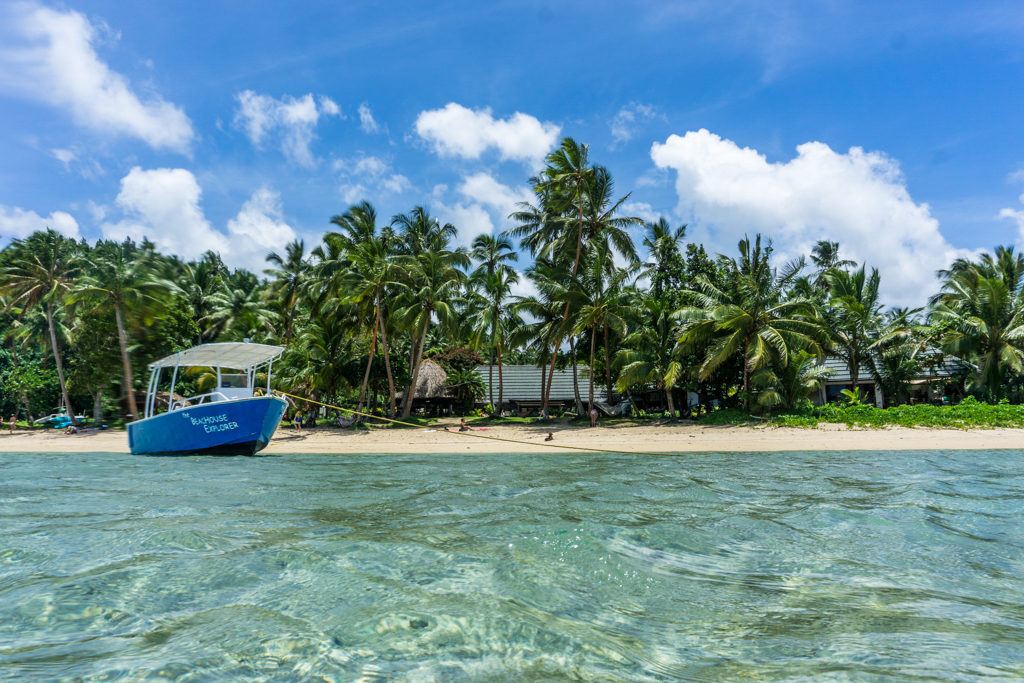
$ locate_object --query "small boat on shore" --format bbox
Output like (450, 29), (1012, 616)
(128, 342), (287, 456)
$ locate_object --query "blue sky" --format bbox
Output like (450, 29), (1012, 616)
(1, 1), (1023, 303)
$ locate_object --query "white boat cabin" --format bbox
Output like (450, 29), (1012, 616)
(143, 342), (284, 418)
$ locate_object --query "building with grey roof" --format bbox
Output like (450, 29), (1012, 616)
(475, 364), (607, 414)
(818, 355), (969, 407)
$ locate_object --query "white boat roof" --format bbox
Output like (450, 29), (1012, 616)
(149, 342), (284, 370)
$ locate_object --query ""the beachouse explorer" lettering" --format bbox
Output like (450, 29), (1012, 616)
(184, 413), (239, 433)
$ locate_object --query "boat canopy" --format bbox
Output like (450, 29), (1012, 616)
(149, 342), (284, 371)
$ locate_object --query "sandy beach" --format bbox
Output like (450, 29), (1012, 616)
(2, 421), (1023, 454)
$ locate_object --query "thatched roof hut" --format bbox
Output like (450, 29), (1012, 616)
(407, 359), (449, 398)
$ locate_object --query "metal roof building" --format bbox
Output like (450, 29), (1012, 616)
(475, 364), (607, 404)
(818, 354), (970, 407)
(820, 355), (967, 383)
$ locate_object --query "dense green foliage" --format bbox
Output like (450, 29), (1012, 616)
(3, 136), (1024, 427)
(703, 397), (1024, 430)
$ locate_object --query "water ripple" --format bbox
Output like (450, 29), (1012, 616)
(0, 450), (1022, 680)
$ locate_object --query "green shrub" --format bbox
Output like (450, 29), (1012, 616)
(700, 396), (1024, 429)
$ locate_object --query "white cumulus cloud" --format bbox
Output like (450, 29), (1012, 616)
(335, 155), (411, 204)
(226, 187), (298, 271)
(432, 172), (532, 247)
(101, 167), (297, 271)
(234, 90), (341, 167)
(0, 3), (193, 152)
(0, 205), (79, 241)
(415, 102), (560, 167)
(435, 202), (495, 249)
(102, 167), (226, 259)
(650, 129), (969, 306)
(458, 172), (533, 222)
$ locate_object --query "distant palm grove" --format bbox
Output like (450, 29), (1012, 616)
(3, 137), (1024, 424)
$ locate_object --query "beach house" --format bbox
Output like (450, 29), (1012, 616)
(818, 355), (969, 407)
(474, 364), (607, 415)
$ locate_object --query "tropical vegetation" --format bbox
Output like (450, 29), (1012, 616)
(3, 136), (1023, 428)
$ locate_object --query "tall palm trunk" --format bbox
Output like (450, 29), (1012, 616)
(489, 300), (499, 413)
(355, 316), (379, 421)
(742, 336), (751, 411)
(603, 323), (612, 402)
(488, 351), (495, 413)
(45, 303), (75, 425)
(496, 338), (504, 416)
(377, 304), (397, 417)
(542, 208), (586, 417)
(93, 391), (103, 422)
(569, 337), (583, 414)
(588, 329), (596, 411)
(113, 303), (139, 420)
(665, 386), (676, 417)
(543, 338), (559, 419)
(539, 362), (546, 415)
(401, 314), (430, 418)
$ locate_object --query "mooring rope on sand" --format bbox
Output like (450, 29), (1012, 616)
(274, 390), (672, 457)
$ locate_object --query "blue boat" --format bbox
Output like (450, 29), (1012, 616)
(128, 342), (288, 456)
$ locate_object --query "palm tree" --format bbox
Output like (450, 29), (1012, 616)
(0, 230), (80, 422)
(582, 166), (641, 272)
(178, 252), (228, 343)
(824, 265), (883, 390)
(392, 208), (468, 417)
(639, 218), (687, 305)
(264, 239), (307, 344)
(204, 271), (279, 341)
(329, 200), (379, 251)
(511, 272), (565, 412)
(677, 235), (823, 410)
(279, 311), (357, 404)
(74, 239), (168, 420)
(615, 294), (683, 416)
(931, 247), (1024, 400)
(873, 307), (934, 405)
(395, 250), (468, 417)
(510, 138), (641, 417)
(336, 205), (402, 418)
(392, 206), (458, 256)
(810, 240), (855, 283)
(573, 256), (632, 403)
(470, 233), (518, 414)
(752, 349), (832, 411)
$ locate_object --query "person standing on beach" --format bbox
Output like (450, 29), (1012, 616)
(589, 407), (598, 427)
(7, 414), (15, 434)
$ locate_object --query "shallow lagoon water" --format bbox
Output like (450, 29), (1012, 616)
(1, 450), (1022, 681)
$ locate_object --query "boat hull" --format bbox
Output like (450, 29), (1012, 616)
(128, 396), (287, 456)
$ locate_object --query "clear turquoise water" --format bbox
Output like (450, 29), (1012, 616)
(1, 451), (1022, 681)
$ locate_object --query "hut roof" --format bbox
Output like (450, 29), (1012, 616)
(409, 359), (449, 398)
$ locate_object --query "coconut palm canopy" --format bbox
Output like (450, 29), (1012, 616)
(0, 136), (1018, 423)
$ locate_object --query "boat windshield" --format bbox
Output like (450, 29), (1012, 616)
(220, 373), (248, 388)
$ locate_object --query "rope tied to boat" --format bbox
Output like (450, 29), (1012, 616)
(273, 390), (672, 457)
